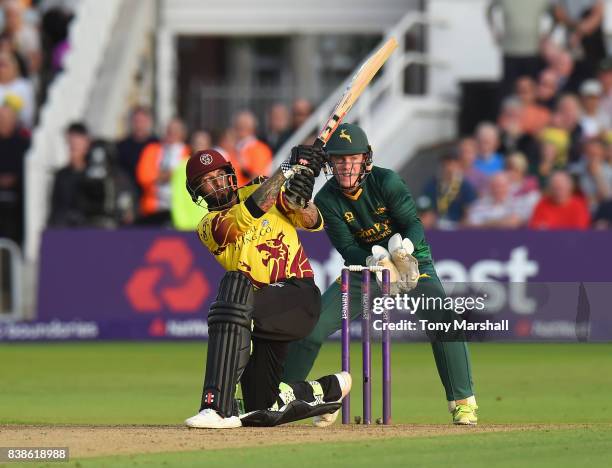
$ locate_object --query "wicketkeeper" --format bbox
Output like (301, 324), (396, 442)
(282, 123), (479, 425)
(184, 147), (351, 429)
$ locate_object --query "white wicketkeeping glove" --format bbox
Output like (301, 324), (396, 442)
(366, 245), (402, 295)
(387, 233), (419, 293)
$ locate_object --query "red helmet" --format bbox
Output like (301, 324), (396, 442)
(186, 149), (233, 186)
(186, 149), (237, 209)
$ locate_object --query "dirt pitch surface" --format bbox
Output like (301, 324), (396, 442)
(0, 424), (587, 459)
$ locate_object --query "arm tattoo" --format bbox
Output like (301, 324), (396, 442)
(293, 204), (321, 228)
(250, 167), (287, 213)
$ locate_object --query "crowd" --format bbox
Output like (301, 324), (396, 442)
(3, 0), (612, 249)
(41, 100), (312, 238)
(419, 0), (612, 230)
(0, 4), (317, 249)
(0, 0), (74, 244)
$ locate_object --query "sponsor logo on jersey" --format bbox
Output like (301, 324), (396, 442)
(355, 220), (392, 243)
(344, 211), (355, 223)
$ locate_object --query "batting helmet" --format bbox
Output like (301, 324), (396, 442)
(324, 123), (373, 190)
(186, 149), (237, 208)
(325, 123), (371, 157)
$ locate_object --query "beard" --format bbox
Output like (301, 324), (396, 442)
(204, 187), (236, 210)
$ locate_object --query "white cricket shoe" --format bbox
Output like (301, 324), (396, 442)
(313, 371), (352, 428)
(185, 408), (242, 429)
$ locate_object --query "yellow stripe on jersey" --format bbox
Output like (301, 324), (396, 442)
(197, 184), (322, 288)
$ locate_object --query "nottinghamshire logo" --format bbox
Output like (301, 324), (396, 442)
(374, 206), (387, 215)
(339, 129), (352, 143)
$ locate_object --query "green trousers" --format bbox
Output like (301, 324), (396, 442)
(282, 263), (475, 401)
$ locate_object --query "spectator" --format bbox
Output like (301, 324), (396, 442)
(290, 98), (312, 131)
(262, 103), (290, 153)
(505, 152), (541, 222)
(553, 0), (606, 80)
(486, 0), (551, 96)
(498, 97), (540, 167)
(212, 127), (235, 158)
(422, 152), (477, 229)
(457, 136), (488, 193)
(537, 68), (560, 109)
(602, 130), (612, 164)
(48, 123), (102, 226)
(0, 104), (28, 244)
(578, 79), (610, 137)
(115, 106), (158, 194)
(529, 171), (591, 229)
(212, 127), (248, 187)
(514, 76), (551, 135)
(49, 122), (136, 227)
(277, 98), (315, 145)
(1, 0), (41, 76)
(592, 199), (612, 228)
(0, 50), (33, 127)
(556, 94), (584, 164)
(597, 57), (612, 117)
(498, 98), (524, 146)
(550, 50), (581, 94)
(415, 195), (437, 230)
(570, 138), (612, 210)
(48, 123), (89, 226)
(0, 32), (28, 77)
(171, 158), (206, 231)
(232, 110), (272, 181)
(136, 118), (190, 225)
(467, 172), (523, 228)
(474, 122), (505, 176)
(190, 129), (212, 153)
(535, 133), (567, 188)
(540, 38), (562, 66)
(40, 5), (73, 75)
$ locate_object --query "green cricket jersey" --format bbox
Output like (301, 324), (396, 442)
(314, 166), (432, 266)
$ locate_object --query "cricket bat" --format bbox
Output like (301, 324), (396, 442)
(284, 37), (397, 207)
(314, 37), (398, 148)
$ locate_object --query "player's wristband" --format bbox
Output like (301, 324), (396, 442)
(245, 196), (265, 218)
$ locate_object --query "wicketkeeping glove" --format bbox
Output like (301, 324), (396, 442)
(387, 233), (419, 293)
(366, 245), (402, 295)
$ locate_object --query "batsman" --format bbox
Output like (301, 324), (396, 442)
(184, 147), (351, 429)
(283, 123), (478, 425)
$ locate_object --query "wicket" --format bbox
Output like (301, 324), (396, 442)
(341, 265), (391, 425)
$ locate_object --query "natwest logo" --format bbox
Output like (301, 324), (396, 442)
(437, 246), (539, 315)
(436, 247), (539, 283)
(125, 237), (209, 313)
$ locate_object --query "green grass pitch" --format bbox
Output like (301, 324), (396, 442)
(1, 342), (611, 467)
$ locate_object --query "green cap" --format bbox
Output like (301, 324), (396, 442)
(325, 123), (370, 155)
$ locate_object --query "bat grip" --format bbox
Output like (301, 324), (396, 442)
(313, 138), (330, 175)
